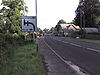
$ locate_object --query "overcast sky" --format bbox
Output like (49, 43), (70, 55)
(0, 0), (79, 30)
(24, 0), (79, 29)
(0, 0), (1, 3)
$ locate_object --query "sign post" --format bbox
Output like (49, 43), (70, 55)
(22, 0), (37, 42)
(35, 0), (38, 51)
(22, 16), (36, 41)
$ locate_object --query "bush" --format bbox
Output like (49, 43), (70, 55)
(0, 33), (7, 48)
(19, 32), (25, 40)
(0, 32), (25, 67)
(13, 33), (19, 37)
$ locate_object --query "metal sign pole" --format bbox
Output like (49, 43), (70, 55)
(25, 32), (26, 40)
(33, 31), (35, 42)
(35, 0), (38, 51)
(35, 0), (37, 35)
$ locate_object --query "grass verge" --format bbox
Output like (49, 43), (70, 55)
(0, 43), (44, 75)
(80, 39), (100, 44)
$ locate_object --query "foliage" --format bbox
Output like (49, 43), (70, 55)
(55, 19), (66, 32)
(0, 0), (28, 47)
(37, 27), (43, 34)
(57, 19), (66, 25)
(0, 0), (28, 34)
(75, 0), (100, 27)
(0, 43), (44, 75)
(50, 27), (55, 33)
(0, 0), (28, 68)
(80, 39), (100, 44)
(55, 24), (61, 32)
(43, 28), (49, 33)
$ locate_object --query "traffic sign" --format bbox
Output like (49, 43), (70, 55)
(22, 16), (36, 32)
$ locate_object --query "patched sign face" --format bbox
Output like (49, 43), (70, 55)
(22, 16), (36, 32)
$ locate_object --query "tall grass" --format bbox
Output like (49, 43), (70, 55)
(80, 39), (100, 44)
(0, 43), (44, 75)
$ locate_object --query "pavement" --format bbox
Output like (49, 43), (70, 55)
(39, 37), (79, 75)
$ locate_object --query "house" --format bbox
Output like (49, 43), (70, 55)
(55, 24), (80, 37)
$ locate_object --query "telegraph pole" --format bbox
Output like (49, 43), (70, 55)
(80, 9), (82, 38)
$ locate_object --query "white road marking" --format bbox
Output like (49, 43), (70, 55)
(62, 41), (68, 43)
(65, 61), (89, 75)
(52, 38), (82, 48)
(51, 37), (100, 53)
(43, 39), (89, 75)
(70, 43), (82, 47)
(87, 48), (100, 53)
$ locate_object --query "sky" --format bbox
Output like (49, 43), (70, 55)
(0, 0), (79, 30)
(24, 0), (79, 30)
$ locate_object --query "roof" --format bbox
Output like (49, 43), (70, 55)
(60, 24), (80, 30)
(60, 24), (69, 29)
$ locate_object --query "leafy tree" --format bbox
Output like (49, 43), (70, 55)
(57, 19), (66, 25)
(85, 0), (100, 27)
(43, 28), (49, 33)
(55, 24), (61, 32)
(37, 27), (43, 34)
(75, 0), (100, 27)
(0, 0), (28, 65)
(0, 0), (28, 34)
(50, 27), (55, 33)
(55, 19), (66, 32)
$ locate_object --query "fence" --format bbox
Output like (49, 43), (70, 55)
(85, 33), (100, 40)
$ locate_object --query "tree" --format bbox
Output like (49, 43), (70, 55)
(37, 27), (43, 34)
(55, 24), (61, 32)
(0, 0), (28, 34)
(50, 27), (55, 33)
(85, 0), (100, 27)
(57, 19), (66, 25)
(75, 0), (100, 27)
(43, 28), (49, 33)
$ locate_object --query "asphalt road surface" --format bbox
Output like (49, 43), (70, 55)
(43, 35), (100, 75)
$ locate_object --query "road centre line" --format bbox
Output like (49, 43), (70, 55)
(87, 48), (100, 53)
(62, 41), (69, 43)
(43, 39), (88, 75)
(52, 38), (82, 48)
(70, 43), (82, 47)
(51, 37), (100, 53)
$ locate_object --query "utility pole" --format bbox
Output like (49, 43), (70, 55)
(80, 9), (83, 38)
(82, 1), (86, 38)
(79, 1), (86, 38)
(83, 13), (85, 37)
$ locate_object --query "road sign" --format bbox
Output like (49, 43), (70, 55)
(22, 16), (36, 32)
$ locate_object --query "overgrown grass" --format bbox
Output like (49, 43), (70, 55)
(80, 39), (100, 44)
(0, 43), (44, 75)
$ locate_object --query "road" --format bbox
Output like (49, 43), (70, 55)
(42, 35), (100, 75)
